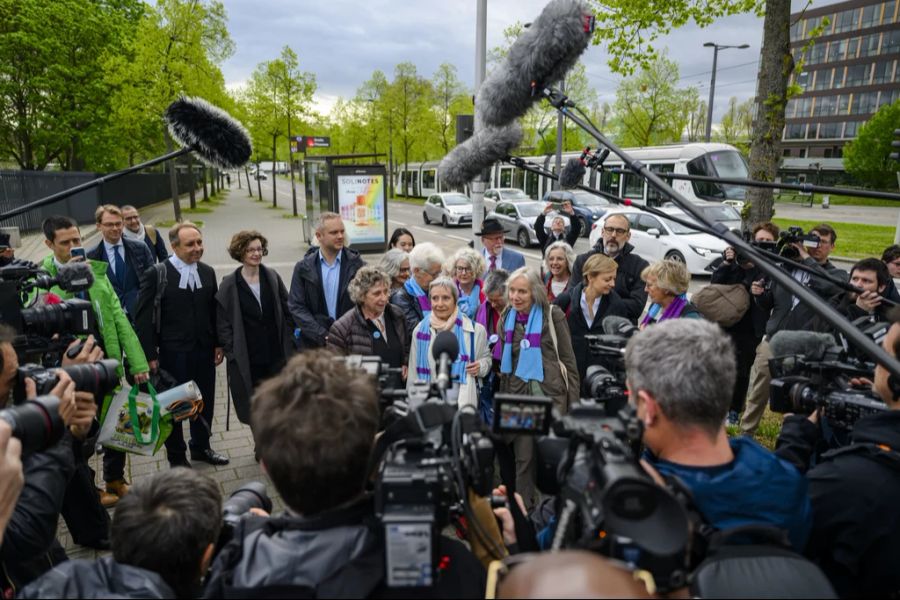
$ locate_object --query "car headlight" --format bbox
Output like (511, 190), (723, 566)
(690, 246), (716, 257)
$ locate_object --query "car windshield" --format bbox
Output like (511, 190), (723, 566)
(500, 189), (528, 200)
(517, 202), (543, 217)
(662, 215), (706, 235)
(701, 205), (741, 222)
(443, 194), (470, 206)
(687, 151), (749, 201)
(571, 191), (609, 207)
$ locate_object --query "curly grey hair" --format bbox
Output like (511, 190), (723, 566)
(446, 247), (487, 281)
(378, 248), (409, 282)
(347, 266), (391, 305)
(625, 319), (735, 436)
(542, 241), (576, 277)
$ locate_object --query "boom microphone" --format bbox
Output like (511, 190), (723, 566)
(601, 315), (638, 338)
(432, 331), (460, 392)
(31, 261), (94, 294)
(559, 156), (587, 189)
(769, 331), (837, 361)
(164, 96), (253, 170)
(476, 0), (594, 129)
(439, 123), (524, 188)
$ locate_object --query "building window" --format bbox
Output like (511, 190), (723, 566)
(807, 42), (827, 65)
(806, 123), (819, 139)
(799, 148), (807, 158)
(845, 64), (871, 87)
(873, 60), (894, 84)
(795, 70), (810, 91)
(886, 1), (897, 24)
(834, 8), (860, 33)
(838, 94), (851, 115)
(827, 40), (847, 63)
(843, 121), (859, 138)
(883, 29), (900, 55)
(861, 33), (881, 58)
(813, 68), (833, 90)
(818, 122), (840, 139)
(847, 37), (860, 60)
(861, 3), (881, 28)
(786, 123), (807, 139)
(833, 67), (846, 89)
(783, 148), (792, 157)
(813, 95), (837, 117)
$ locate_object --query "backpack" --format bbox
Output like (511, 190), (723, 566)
(692, 283), (750, 327)
(152, 263), (167, 335)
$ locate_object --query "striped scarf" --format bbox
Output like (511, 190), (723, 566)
(499, 305), (544, 382)
(415, 314), (471, 385)
(640, 293), (689, 329)
(457, 279), (483, 320)
(404, 277), (431, 317)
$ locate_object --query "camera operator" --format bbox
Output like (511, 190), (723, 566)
(881, 244), (900, 304)
(712, 222), (779, 424)
(741, 223), (848, 437)
(203, 351), (486, 599)
(20, 468), (222, 599)
(40, 215), (150, 506)
(774, 309), (900, 597)
(626, 319), (812, 551)
(809, 258), (891, 333)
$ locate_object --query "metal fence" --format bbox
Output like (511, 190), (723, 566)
(0, 171), (197, 232)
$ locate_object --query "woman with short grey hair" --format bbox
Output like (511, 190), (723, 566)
(407, 276), (490, 408)
(542, 241), (576, 302)
(639, 260), (701, 328)
(329, 266), (409, 379)
(378, 248), (411, 291)
(391, 242), (445, 337)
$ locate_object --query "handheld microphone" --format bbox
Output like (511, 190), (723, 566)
(769, 331), (837, 361)
(165, 96), (253, 170)
(559, 156), (587, 189)
(31, 262), (95, 294)
(432, 331), (460, 392)
(439, 123), (524, 189)
(476, 0), (594, 129)
(601, 315), (638, 338)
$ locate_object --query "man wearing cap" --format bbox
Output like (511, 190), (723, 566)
(477, 218), (526, 278)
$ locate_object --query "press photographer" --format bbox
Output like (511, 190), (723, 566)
(809, 258), (891, 336)
(775, 309), (900, 598)
(741, 223), (848, 437)
(20, 468), (222, 599)
(203, 351), (486, 599)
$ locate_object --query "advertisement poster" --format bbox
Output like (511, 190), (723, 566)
(334, 166), (387, 250)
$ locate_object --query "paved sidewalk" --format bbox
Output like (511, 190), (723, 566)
(56, 187), (307, 560)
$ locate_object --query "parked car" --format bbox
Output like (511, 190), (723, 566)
(423, 192), (473, 227)
(541, 190), (611, 237)
(483, 188), (531, 215)
(254, 172), (268, 180)
(590, 209), (728, 275)
(488, 201), (571, 248)
(661, 201), (742, 233)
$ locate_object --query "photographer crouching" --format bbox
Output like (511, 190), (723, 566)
(203, 351), (486, 598)
(775, 308), (900, 598)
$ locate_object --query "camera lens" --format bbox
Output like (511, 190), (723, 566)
(0, 395), (65, 457)
(21, 299), (94, 338)
(222, 481), (272, 521)
(61, 359), (120, 398)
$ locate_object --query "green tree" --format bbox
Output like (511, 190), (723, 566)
(716, 96), (753, 153)
(844, 100), (900, 190)
(430, 63), (471, 155)
(614, 55), (696, 146)
(386, 62), (432, 195)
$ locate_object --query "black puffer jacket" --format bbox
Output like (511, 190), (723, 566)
(571, 242), (649, 322)
(18, 556), (176, 599)
(390, 287), (424, 339)
(327, 304), (409, 364)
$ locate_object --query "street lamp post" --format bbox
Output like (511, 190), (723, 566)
(703, 42), (750, 143)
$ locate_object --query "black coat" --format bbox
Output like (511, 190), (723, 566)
(756, 257), (848, 338)
(327, 304), (409, 367)
(88, 237), (155, 316)
(134, 260), (219, 360)
(19, 556), (176, 599)
(534, 212), (581, 255)
(142, 225), (169, 263)
(216, 265), (296, 424)
(571, 242), (649, 322)
(553, 283), (629, 381)
(287, 246), (364, 348)
(390, 286), (424, 339)
(775, 411), (900, 598)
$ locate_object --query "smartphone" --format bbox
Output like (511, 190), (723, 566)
(70, 246), (86, 261)
(550, 202), (563, 212)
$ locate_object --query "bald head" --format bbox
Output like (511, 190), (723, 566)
(498, 551), (656, 599)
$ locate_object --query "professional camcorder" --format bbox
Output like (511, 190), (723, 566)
(727, 239), (778, 266)
(776, 226), (820, 261)
(581, 316), (638, 413)
(0, 261), (96, 357)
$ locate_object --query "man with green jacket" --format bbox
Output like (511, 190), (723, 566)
(41, 215), (149, 508)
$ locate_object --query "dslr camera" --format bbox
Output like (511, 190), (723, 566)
(14, 359), (120, 404)
(776, 226), (820, 261)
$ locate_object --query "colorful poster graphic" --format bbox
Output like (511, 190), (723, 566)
(336, 173), (386, 245)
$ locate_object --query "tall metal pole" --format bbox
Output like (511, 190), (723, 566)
(554, 77), (565, 190)
(705, 46), (719, 143)
(472, 0), (487, 252)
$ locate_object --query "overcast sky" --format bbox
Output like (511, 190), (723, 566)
(221, 0), (831, 124)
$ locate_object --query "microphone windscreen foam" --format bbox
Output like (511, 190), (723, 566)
(56, 261), (94, 292)
(769, 330), (836, 361)
(165, 96), (253, 170)
(439, 123), (524, 189)
(601, 315), (633, 336)
(559, 157), (586, 189)
(432, 330), (460, 363)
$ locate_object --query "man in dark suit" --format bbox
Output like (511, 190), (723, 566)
(89, 205), (155, 317)
(477, 218), (526, 277)
(288, 213), (364, 348)
(122, 205), (168, 263)
(134, 222), (228, 467)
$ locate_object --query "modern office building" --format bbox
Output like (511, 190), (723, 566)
(780, 0), (899, 182)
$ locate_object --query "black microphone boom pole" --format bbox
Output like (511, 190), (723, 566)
(0, 97), (253, 222)
(539, 86), (900, 381)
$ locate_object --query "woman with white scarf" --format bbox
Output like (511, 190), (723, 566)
(407, 276), (491, 408)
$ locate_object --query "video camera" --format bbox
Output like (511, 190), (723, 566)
(0, 261), (96, 357)
(776, 226), (820, 261)
(728, 239), (778, 266)
(491, 394), (690, 593)
(768, 331), (885, 430)
(581, 316), (638, 414)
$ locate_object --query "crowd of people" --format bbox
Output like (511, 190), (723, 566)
(0, 205), (898, 599)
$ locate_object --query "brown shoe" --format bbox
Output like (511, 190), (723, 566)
(106, 479), (130, 498)
(99, 489), (119, 508)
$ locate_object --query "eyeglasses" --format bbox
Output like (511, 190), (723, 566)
(399, 267), (411, 274)
(101, 221), (124, 229)
(455, 265), (472, 274)
(246, 247), (267, 255)
(603, 226), (628, 235)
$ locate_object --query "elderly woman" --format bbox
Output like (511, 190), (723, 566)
(639, 259), (702, 329)
(448, 247), (487, 320)
(379, 248), (411, 291)
(554, 254), (628, 381)
(391, 242), (445, 336)
(474, 269), (509, 423)
(543, 241), (576, 302)
(216, 231), (296, 424)
(328, 266), (409, 377)
(407, 276), (491, 408)
(496, 267), (579, 507)
(388, 227), (415, 252)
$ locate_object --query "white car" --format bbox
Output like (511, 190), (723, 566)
(483, 188), (530, 215)
(423, 193), (473, 227)
(488, 201), (571, 248)
(591, 209), (728, 275)
(660, 201), (742, 234)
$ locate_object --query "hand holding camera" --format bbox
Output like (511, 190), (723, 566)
(62, 335), (104, 366)
(69, 392), (97, 440)
(722, 247), (737, 264)
(751, 279), (767, 296)
(25, 371), (76, 426)
(855, 290), (883, 314)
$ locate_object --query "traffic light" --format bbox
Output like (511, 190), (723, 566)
(891, 128), (900, 162)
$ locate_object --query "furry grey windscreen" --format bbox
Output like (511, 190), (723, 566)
(601, 315), (632, 336)
(432, 330), (460, 362)
(769, 331), (836, 361)
(476, 0), (592, 129)
(164, 97), (253, 169)
(438, 123), (524, 189)
(559, 157), (586, 189)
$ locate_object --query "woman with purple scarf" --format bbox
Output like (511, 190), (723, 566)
(495, 267), (579, 508)
(639, 260), (702, 329)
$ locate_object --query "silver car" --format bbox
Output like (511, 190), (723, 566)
(489, 201), (571, 248)
(483, 188), (530, 216)
(423, 193), (473, 227)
